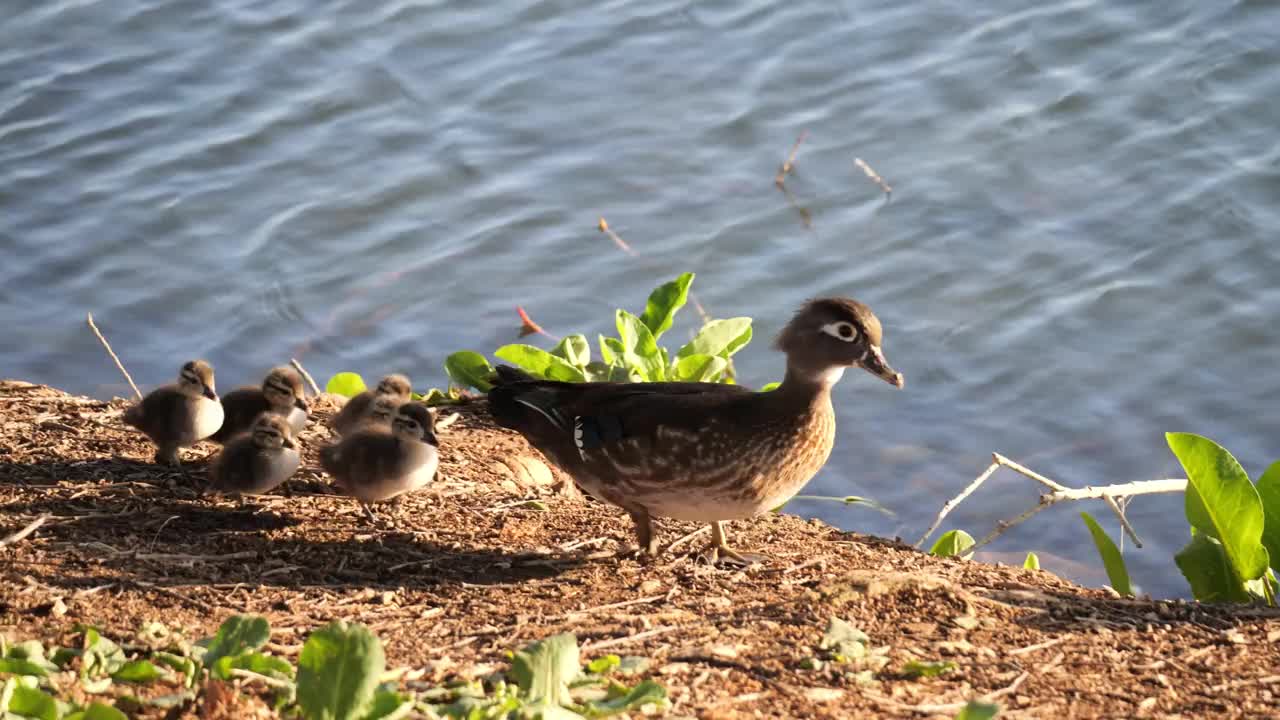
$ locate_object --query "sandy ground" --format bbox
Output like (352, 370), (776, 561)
(2, 379), (1279, 719)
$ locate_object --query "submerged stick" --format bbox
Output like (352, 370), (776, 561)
(854, 157), (893, 197)
(86, 313), (142, 400)
(289, 358), (322, 397)
(775, 130), (809, 187)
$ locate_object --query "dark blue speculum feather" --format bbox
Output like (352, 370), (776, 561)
(574, 414), (624, 450)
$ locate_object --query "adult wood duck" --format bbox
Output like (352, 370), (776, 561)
(487, 297), (904, 565)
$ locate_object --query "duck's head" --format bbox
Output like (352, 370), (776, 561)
(250, 413), (296, 450)
(263, 366), (308, 411)
(179, 359), (219, 401)
(774, 297), (904, 389)
(375, 373), (413, 400)
(392, 402), (438, 445)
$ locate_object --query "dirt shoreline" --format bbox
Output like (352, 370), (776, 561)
(2, 379), (1279, 718)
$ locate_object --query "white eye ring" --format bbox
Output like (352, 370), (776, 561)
(820, 321), (859, 343)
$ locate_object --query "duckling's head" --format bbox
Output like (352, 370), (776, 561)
(774, 297), (904, 389)
(391, 402), (437, 444)
(375, 373), (413, 400)
(368, 394), (403, 425)
(179, 359), (219, 400)
(250, 413), (295, 450)
(263, 366), (308, 411)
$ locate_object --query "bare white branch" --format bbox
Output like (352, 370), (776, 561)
(918, 451), (1188, 553)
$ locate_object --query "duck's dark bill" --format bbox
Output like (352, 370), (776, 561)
(862, 345), (904, 389)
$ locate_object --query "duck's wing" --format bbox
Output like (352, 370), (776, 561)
(330, 391), (373, 436)
(487, 366), (755, 472)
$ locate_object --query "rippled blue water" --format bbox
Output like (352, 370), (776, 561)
(4, 0), (1279, 597)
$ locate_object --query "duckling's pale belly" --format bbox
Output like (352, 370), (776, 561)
(346, 454), (438, 503)
(286, 407), (308, 435)
(189, 398), (225, 443)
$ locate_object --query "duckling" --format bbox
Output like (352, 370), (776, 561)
(123, 359), (224, 466)
(319, 401), (438, 523)
(363, 393), (404, 429)
(210, 366), (309, 444)
(207, 413), (300, 501)
(329, 373), (412, 438)
(487, 296), (904, 566)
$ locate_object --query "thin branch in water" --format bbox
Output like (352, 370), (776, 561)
(915, 461), (999, 547)
(597, 217), (637, 257)
(775, 130), (809, 188)
(777, 182), (813, 230)
(290, 358), (322, 397)
(854, 157), (893, 198)
(86, 313), (142, 400)
(1, 514), (51, 547)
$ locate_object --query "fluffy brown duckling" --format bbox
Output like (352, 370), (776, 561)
(123, 359), (224, 466)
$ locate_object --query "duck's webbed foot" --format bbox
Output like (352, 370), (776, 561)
(619, 508), (661, 560)
(697, 521), (767, 568)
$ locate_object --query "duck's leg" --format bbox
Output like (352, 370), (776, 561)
(626, 508), (661, 557)
(156, 444), (181, 467)
(702, 521), (766, 567)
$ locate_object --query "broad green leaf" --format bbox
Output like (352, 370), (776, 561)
(511, 633), (580, 708)
(615, 311), (664, 382)
(929, 530), (975, 560)
(551, 334), (591, 369)
(1023, 552), (1040, 571)
(582, 679), (668, 716)
(7, 685), (58, 720)
(444, 351), (494, 392)
(217, 652), (294, 681)
(818, 618), (868, 661)
(676, 317), (752, 360)
(955, 701), (999, 720)
(112, 659), (164, 683)
(901, 660), (956, 678)
(598, 335), (621, 366)
(583, 362), (614, 383)
(495, 345), (586, 383)
(359, 689), (414, 720)
(298, 621), (385, 720)
(671, 354), (727, 383)
(1080, 512), (1132, 596)
(758, 381), (781, 392)
(202, 615), (270, 678)
(325, 372), (367, 398)
(1166, 432), (1269, 583)
(638, 272), (694, 340)
(152, 652), (197, 688)
(0, 658), (50, 677)
(80, 630), (125, 679)
(1257, 461), (1280, 573)
(1176, 533), (1251, 602)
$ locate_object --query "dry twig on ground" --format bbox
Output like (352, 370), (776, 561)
(86, 313), (142, 400)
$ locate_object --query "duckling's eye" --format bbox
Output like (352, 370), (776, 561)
(820, 321), (859, 342)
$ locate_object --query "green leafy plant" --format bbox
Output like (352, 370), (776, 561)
(450, 272), (764, 389)
(0, 620), (666, 720)
(1080, 512), (1133, 597)
(930, 530), (976, 560)
(1167, 432), (1273, 603)
(1022, 552), (1040, 571)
